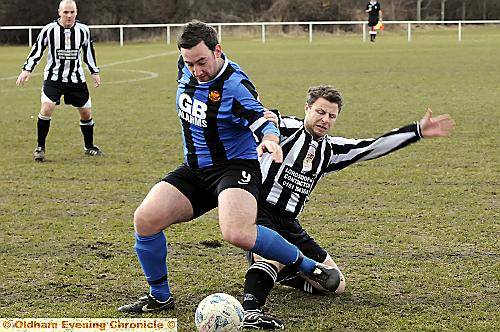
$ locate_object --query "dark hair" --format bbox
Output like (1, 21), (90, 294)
(177, 20), (219, 51)
(306, 85), (343, 111)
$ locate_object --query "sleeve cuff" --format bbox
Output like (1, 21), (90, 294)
(262, 124), (279, 138)
(415, 121), (423, 138)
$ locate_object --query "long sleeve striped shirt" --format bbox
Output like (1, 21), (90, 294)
(22, 20), (99, 83)
(259, 115), (422, 219)
(176, 53), (278, 168)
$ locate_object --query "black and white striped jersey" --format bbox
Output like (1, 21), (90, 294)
(22, 20), (99, 83)
(259, 115), (422, 219)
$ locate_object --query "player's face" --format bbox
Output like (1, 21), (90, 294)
(181, 41), (222, 82)
(304, 97), (340, 139)
(58, 2), (77, 28)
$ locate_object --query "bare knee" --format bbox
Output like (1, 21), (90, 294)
(133, 181), (194, 236)
(40, 103), (55, 117)
(335, 273), (346, 294)
(220, 226), (254, 250)
(79, 108), (92, 120)
(218, 188), (258, 250)
(323, 256), (346, 294)
(134, 205), (164, 236)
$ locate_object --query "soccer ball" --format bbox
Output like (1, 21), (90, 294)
(194, 293), (244, 332)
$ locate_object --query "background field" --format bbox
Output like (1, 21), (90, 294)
(0, 27), (499, 331)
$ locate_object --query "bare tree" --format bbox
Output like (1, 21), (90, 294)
(2, 0), (500, 44)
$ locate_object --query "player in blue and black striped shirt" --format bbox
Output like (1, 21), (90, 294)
(118, 21), (342, 313)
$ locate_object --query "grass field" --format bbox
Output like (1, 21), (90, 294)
(0, 27), (499, 331)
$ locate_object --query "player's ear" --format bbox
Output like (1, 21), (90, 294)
(304, 103), (310, 115)
(214, 44), (222, 58)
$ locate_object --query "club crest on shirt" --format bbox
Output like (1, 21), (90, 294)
(302, 152), (315, 172)
(208, 90), (221, 102)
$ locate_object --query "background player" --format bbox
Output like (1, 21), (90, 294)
(366, 0), (383, 42)
(16, 0), (102, 161)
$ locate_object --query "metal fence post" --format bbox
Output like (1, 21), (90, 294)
(407, 22), (412, 42)
(261, 24), (266, 43)
(458, 21), (462, 41)
(29, 27), (32, 46)
(362, 23), (366, 42)
(120, 26), (123, 47)
(309, 23), (313, 43)
(218, 24), (222, 42)
(167, 25), (171, 45)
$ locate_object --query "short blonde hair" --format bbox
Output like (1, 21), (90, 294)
(59, 0), (77, 10)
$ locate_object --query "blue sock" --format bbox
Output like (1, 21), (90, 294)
(134, 232), (171, 301)
(251, 225), (317, 274)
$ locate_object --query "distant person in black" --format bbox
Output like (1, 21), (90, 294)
(366, 0), (383, 42)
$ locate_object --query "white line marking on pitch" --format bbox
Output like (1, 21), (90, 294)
(106, 69), (159, 84)
(0, 50), (177, 81)
(1, 69), (160, 92)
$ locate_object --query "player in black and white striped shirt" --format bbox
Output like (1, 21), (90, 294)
(242, 85), (455, 329)
(16, 0), (102, 161)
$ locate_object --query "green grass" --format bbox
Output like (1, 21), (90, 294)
(0, 28), (499, 331)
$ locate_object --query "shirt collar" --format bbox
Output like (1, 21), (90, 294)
(197, 53), (229, 85)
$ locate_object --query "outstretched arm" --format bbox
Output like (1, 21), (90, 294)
(419, 108), (455, 138)
(323, 108), (454, 174)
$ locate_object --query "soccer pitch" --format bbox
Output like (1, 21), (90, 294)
(0, 29), (498, 331)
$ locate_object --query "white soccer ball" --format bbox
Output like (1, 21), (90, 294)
(194, 293), (244, 332)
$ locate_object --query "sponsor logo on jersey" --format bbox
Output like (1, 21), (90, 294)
(208, 90), (221, 102)
(56, 49), (79, 60)
(178, 93), (208, 127)
(278, 165), (314, 195)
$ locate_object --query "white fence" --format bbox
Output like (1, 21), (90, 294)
(1, 20), (499, 46)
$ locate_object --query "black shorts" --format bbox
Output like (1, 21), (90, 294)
(42, 80), (90, 107)
(162, 159), (262, 219)
(255, 202), (328, 280)
(368, 17), (379, 27)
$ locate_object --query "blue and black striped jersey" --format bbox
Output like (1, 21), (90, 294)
(176, 54), (278, 169)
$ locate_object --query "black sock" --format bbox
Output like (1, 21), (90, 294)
(243, 261), (278, 310)
(80, 118), (94, 149)
(279, 275), (320, 294)
(37, 116), (51, 148)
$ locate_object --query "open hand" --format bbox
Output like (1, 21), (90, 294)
(420, 108), (455, 138)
